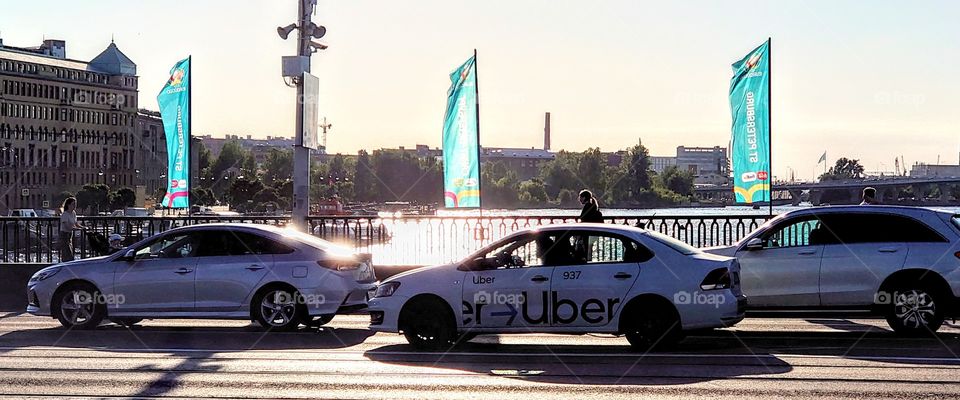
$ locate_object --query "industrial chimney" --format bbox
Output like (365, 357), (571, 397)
(544, 112), (551, 151)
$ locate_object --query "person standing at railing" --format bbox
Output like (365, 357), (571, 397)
(59, 197), (86, 262)
(578, 190), (604, 223)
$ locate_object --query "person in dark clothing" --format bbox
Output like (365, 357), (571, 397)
(578, 190), (603, 223)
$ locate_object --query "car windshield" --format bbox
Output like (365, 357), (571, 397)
(644, 230), (698, 255)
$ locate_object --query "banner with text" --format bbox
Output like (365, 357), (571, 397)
(729, 40), (771, 204)
(158, 57), (191, 208)
(442, 55), (480, 208)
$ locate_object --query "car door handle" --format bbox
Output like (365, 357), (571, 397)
(531, 275), (549, 283)
(879, 248), (899, 253)
(614, 272), (633, 279)
(174, 268), (193, 274)
(797, 250), (818, 255)
(246, 265), (265, 271)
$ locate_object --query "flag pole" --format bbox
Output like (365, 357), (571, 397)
(767, 38), (773, 216)
(187, 56), (193, 217)
(473, 48), (483, 217)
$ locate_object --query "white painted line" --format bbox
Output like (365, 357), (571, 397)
(0, 346), (958, 363)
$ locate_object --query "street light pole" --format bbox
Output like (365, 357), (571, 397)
(292, 0), (311, 230)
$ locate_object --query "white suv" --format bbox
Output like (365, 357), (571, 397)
(706, 206), (960, 335)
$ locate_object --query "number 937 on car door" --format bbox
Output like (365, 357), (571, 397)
(368, 224), (746, 350)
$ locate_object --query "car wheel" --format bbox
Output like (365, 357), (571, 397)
(111, 318), (143, 327)
(623, 303), (682, 352)
(53, 283), (105, 330)
(400, 298), (456, 350)
(885, 286), (944, 336)
(253, 287), (303, 331)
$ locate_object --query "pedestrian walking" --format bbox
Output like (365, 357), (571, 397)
(578, 190), (603, 223)
(59, 197), (85, 262)
(860, 187), (879, 205)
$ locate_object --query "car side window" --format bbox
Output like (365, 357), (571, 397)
(195, 231), (296, 257)
(762, 217), (821, 248)
(568, 232), (654, 264)
(819, 213), (945, 244)
(134, 234), (196, 260)
(477, 231), (581, 270)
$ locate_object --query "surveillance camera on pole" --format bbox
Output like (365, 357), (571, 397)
(277, 0), (326, 230)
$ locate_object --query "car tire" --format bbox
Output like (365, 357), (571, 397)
(52, 283), (105, 330)
(400, 297), (456, 350)
(252, 286), (304, 332)
(623, 303), (682, 352)
(111, 318), (143, 327)
(884, 285), (944, 336)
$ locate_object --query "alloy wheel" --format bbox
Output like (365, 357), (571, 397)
(894, 290), (936, 329)
(260, 290), (298, 328)
(60, 289), (96, 326)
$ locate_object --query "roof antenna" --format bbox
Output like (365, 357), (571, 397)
(111, 33), (114, 44)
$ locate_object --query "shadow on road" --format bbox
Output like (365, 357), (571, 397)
(0, 319), (375, 397)
(365, 326), (960, 385)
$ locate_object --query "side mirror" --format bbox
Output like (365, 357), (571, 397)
(123, 249), (136, 261)
(744, 237), (764, 251)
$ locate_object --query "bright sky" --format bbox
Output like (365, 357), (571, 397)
(1, 0), (958, 180)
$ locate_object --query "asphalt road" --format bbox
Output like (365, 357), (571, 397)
(0, 313), (958, 399)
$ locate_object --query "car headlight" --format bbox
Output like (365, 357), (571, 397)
(31, 267), (61, 282)
(373, 282), (401, 298)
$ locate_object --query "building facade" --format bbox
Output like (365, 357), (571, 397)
(0, 39), (140, 213)
(650, 155), (677, 174)
(676, 146), (729, 185)
(136, 109), (167, 200)
(909, 163), (960, 178)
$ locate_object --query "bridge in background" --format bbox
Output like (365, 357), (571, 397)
(695, 176), (960, 205)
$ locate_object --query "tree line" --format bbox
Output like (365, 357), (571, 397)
(180, 139), (696, 211)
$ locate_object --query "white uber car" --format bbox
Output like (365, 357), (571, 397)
(368, 224), (745, 350)
(706, 206), (960, 335)
(28, 223), (376, 330)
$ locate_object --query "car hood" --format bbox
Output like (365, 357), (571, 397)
(55, 255), (111, 268)
(702, 245), (737, 257)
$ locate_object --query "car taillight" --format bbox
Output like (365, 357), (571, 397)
(700, 268), (731, 291)
(317, 259), (362, 271)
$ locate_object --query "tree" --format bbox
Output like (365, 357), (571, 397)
(538, 151), (579, 199)
(820, 158), (865, 181)
(227, 178), (265, 211)
(190, 188), (217, 206)
(481, 161), (520, 207)
(354, 150), (375, 202)
(75, 184), (110, 214)
(108, 187), (137, 210)
(211, 140), (247, 178)
(196, 140), (213, 177)
(624, 142), (653, 195)
(658, 166), (695, 197)
(262, 148), (293, 184)
(518, 179), (548, 206)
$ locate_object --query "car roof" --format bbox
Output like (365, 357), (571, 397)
(161, 223), (289, 235)
(506, 222), (648, 237)
(780, 205), (952, 217)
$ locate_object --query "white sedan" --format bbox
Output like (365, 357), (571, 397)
(27, 223), (377, 330)
(368, 224), (745, 350)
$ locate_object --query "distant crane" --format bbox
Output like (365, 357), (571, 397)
(319, 117), (332, 150)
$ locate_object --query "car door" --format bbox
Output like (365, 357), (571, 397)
(461, 233), (553, 330)
(550, 230), (645, 328)
(112, 232), (199, 313)
(735, 215), (823, 308)
(818, 213), (910, 306)
(193, 230), (280, 313)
